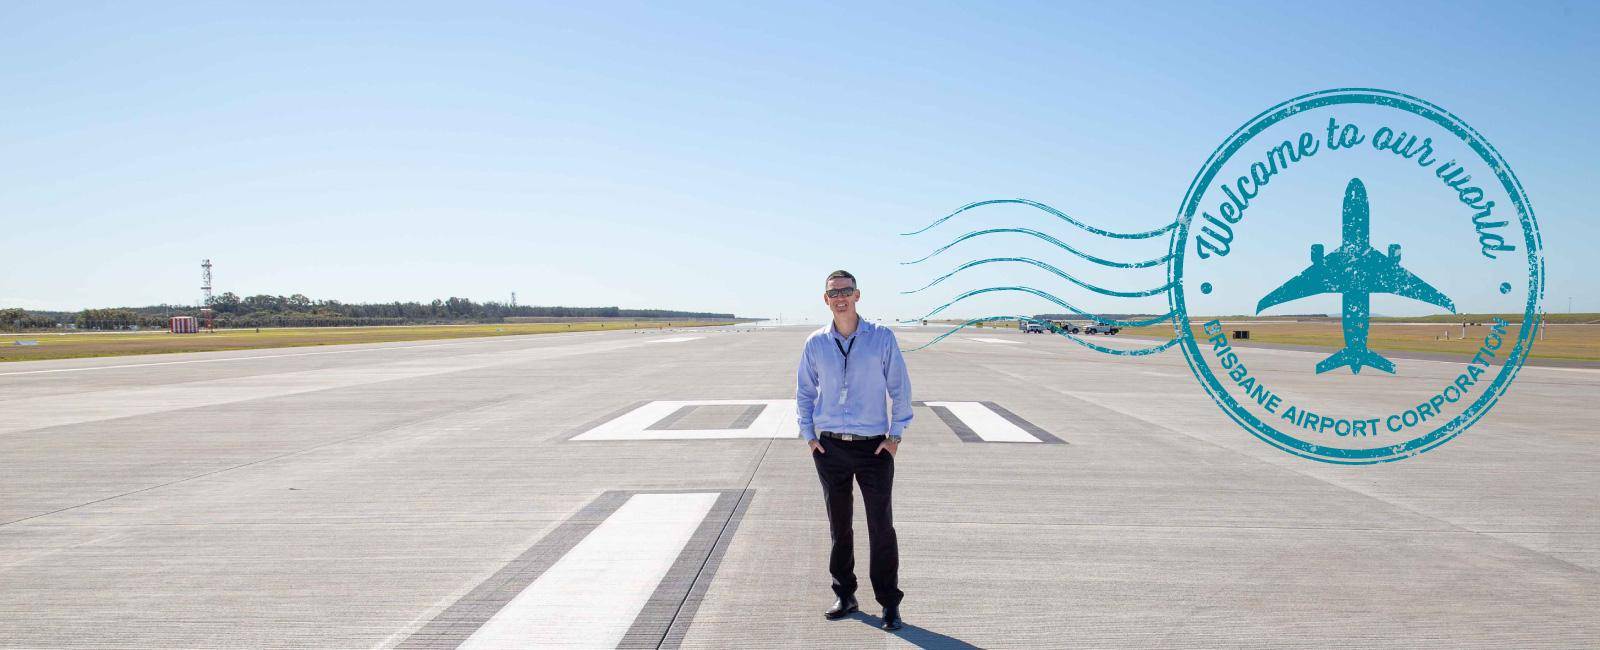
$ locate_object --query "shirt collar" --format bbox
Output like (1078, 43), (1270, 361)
(829, 316), (872, 340)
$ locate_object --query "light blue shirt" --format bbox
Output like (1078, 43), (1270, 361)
(796, 317), (913, 442)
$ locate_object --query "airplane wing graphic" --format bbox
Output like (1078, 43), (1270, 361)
(1256, 261), (1337, 313)
(1359, 251), (1456, 312)
(1255, 247), (1455, 314)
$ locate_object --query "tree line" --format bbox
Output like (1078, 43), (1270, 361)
(0, 295), (737, 331)
(0, 308), (59, 331)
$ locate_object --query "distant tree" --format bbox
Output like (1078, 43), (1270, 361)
(76, 308), (139, 330)
(211, 292), (242, 313)
(0, 308), (51, 331)
(0, 308), (25, 330)
(445, 296), (472, 317)
(56, 293), (735, 329)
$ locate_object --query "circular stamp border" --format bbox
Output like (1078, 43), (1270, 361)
(1167, 88), (1546, 464)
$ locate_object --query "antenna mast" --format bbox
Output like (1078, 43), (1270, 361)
(201, 259), (214, 306)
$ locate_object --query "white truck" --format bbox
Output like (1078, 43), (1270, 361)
(1083, 322), (1121, 335)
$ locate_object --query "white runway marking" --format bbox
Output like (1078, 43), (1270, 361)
(572, 400), (797, 440)
(968, 337), (1022, 344)
(458, 492), (719, 649)
(646, 336), (704, 344)
(926, 401), (1042, 442)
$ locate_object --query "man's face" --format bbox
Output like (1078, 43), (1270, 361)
(823, 277), (860, 316)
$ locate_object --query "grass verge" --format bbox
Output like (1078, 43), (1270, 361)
(1116, 321), (1599, 362)
(0, 321), (732, 363)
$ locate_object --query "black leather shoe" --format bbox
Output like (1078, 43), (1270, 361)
(881, 606), (903, 630)
(823, 597), (858, 620)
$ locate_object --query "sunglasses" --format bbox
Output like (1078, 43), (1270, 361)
(825, 287), (858, 298)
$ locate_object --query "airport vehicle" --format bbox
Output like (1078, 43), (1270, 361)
(1256, 178), (1454, 374)
(1083, 323), (1120, 335)
(1034, 320), (1081, 334)
(1023, 322), (1045, 334)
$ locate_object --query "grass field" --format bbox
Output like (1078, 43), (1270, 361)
(952, 317), (1599, 361)
(0, 321), (733, 363)
(1116, 321), (1600, 362)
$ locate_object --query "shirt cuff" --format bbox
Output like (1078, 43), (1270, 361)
(889, 423), (907, 438)
(800, 426), (817, 441)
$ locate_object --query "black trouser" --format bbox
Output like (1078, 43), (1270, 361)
(811, 434), (902, 609)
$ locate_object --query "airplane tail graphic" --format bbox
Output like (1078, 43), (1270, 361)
(1315, 347), (1396, 375)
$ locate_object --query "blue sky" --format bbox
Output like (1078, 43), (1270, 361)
(2, 1), (1594, 321)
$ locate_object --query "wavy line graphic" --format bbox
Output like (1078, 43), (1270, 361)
(900, 227), (1172, 269)
(901, 315), (1181, 356)
(903, 257), (1172, 298)
(901, 198), (1181, 356)
(901, 198), (1178, 240)
(900, 286), (1174, 328)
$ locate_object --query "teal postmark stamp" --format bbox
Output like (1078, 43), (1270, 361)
(900, 88), (1541, 464)
(1170, 88), (1544, 464)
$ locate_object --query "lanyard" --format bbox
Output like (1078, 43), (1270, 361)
(833, 335), (855, 374)
(834, 335), (855, 404)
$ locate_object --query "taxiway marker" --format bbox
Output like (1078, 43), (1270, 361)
(924, 401), (1042, 442)
(458, 492), (720, 649)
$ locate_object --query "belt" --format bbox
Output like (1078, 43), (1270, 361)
(820, 431), (884, 442)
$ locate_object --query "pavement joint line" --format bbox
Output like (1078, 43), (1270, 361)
(656, 439), (773, 649)
(962, 355), (1600, 577)
(728, 403), (766, 429)
(623, 490), (752, 649)
(0, 393), (522, 528)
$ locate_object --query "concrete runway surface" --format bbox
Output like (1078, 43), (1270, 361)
(1, 325), (1596, 648)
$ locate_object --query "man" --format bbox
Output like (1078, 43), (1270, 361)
(796, 269), (912, 631)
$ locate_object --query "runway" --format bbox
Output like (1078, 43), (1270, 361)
(1, 325), (1596, 648)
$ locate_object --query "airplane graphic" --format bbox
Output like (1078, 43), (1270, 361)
(1256, 178), (1455, 374)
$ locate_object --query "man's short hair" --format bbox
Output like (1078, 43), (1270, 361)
(826, 269), (856, 288)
